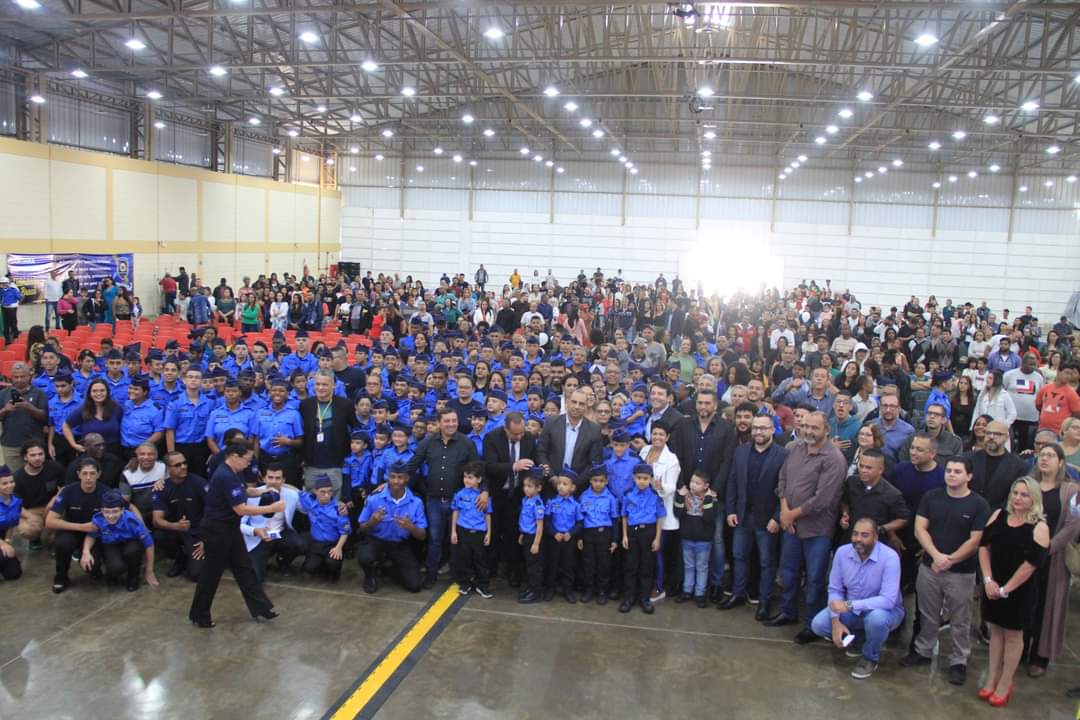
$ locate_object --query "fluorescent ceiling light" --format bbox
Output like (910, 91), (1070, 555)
(704, 131), (716, 140)
(401, 87), (416, 97)
(381, 129), (394, 138)
(70, 69), (88, 79)
(433, 147), (443, 155)
(857, 91), (873, 102)
(482, 128), (495, 137)
(269, 86), (285, 97)
(461, 114), (474, 124)
(579, 118), (593, 127)
(361, 61), (378, 72)
(697, 87), (714, 97)
(592, 129), (604, 138)
(544, 86), (559, 97)
(983, 114), (1000, 125)
(125, 39), (146, 51)
(145, 90), (162, 100)
(928, 141), (941, 150)
(209, 66), (227, 77)
(952, 130), (966, 140)
(838, 108), (853, 119)
(1021, 100), (1039, 112)
(825, 125), (838, 134)
(248, 117), (260, 126)
(563, 102), (578, 112)
(29, 94), (45, 104)
(814, 136), (826, 144)
(484, 27), (505, 40)
(914, 33), (938, 47)
(287, 129), (299, 137)
(299, 31), (319, 44)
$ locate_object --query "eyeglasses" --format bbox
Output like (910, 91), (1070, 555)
(169, 461), (188, 468)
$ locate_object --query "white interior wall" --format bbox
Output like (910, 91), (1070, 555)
(340, 157), (1080, 316)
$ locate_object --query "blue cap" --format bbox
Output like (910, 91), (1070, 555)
(511, 370), (528, 379)
(558, 467), (579, 483)
(232, 339), (246, 347)
(224, 378), (239, 388)
(0, 465), (10, 477)
(295, 330), (309, 338)
(933, 369), (955, 383)
(633, 462), (653, 476)
(371, 399), (388, 409)
(350, 430), (369, 443)
(273, 330), (286, 340)
(212, 338), (226, 347)
(488, 389), (507, 402)
(388, 461), (410, 476)
(102, 490), (124, 508)
(431, 364), (448, 375)
(317, 349), (333, 359)
(526, 336), (539, 345)
(165, 340), (180, 350)
(631, 382), (648, 393)
(211, 368), (229, 379)
(611, 429), (630, 443)
(373, 423), (392, 436)
(147, 349), (164, 361)
(588, 464), (608, 478)
(527, 386), (544, 398)
(313, 474), (333, 490)
(269, 377), (289, 389)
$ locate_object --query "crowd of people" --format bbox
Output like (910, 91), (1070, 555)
(1, 265), (1079, 702)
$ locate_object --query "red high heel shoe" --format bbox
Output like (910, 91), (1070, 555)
(988, 684), (1013, 707)
(977, 687), (995, 701)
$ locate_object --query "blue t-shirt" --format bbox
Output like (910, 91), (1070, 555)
(451, 486), (490, 532)
(518, 495), (545, 534)
(90, 509), (154, 547)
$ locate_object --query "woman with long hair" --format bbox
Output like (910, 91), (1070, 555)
(287, 293), (304, 330)
(1040, 351), (1063, 384)
(101, 278), (118, 325)
(837, 360), (861, 394)
(973, 369), (1017, 432)
(846, 423), (892, 479)
(268, 291), (289, 332)
(215, 287), (236, 326)
(112, 288), (132, 324)
(472, 298), (495, 327)
(950, 374), (977, 439)
(1024, 445), (1080, 677)
(23, 326), (46, 362)
(977, 477), (1050, 706)
(967, 414), (994, 453)
(62, 379), (123, 455)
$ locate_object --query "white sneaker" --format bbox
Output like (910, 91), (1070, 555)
(474, 587), (494, 599)
(650, 589), (666, 603)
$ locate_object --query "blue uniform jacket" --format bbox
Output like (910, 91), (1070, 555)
(298, 492), (351, 543)
(358, 486), (427, 543)
(544, 494), (583, 536)
(451, 486), (490, 532)
(90, 509), (154, 547)
(518, 495), (545, 535)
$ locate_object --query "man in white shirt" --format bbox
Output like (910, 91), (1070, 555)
(1003, 352), (1044, 454)
(43, 270), (63, 332)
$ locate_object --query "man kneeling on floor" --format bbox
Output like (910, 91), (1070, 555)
(82, 489), (159, 592)
(357, 461), (427, 593)
(298, 474), (351, 581)
(810, 517), (904, 680)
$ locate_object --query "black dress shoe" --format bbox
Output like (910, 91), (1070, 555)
(518, 590), (541, 604)
(948, 664), (967, 686)
(580, 590), (594, 604)
(675, 592), (692, 604)
(718, 595), (747, 611)
(542, 587), (555, 602)
(755, 606), (769, 622)
(764, 614), (798, 627)
(254, 610), (279, 622)
(565, 590), (577, 604)
(166, 562), (185, 578)
(52, 575), (69, 594)
(639, 599), (655, 615)
(191, 619), (216, 629)
(695, 596), (707, 609)
(793, 629), (819, 645)
(421, 574), (436, 590)
(126, 578), (139, 592)
(596, 593), (609, 606)
(363, 574), (378, 594)
(618, 598), (634, 613)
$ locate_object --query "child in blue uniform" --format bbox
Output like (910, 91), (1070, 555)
(298, 475), (351, 580)
(450, 460), (493, 598)
(544, 472), (583, 603)
(619, 383), (649, 437)
(81, 489), (159, 591)
(343, 431), (373, 506)
(0, 466), (24, 581)
(578, 466), (620, 604)
(620, 463), (665, 615)
(516, 471), (546, 604)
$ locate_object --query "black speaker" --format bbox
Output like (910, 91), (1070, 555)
(338, 261), (361, 278)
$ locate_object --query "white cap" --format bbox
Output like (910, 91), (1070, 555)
(0, 277), (10, 284)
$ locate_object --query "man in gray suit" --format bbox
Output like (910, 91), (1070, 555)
(537, 389), (604, 495)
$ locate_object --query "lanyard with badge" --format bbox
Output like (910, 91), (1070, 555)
(316, 401), (331, 443)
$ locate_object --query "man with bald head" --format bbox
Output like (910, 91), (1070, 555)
(964, 420), (1028, 508)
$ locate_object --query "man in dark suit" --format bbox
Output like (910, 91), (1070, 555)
(645, 381), (696, 485)
(299, 371), (354, 499)
(965, 420), (1028, 508)
(537, 389), (604, 495)
(722, 413), (790, 617)
(483, 412), (538, 586)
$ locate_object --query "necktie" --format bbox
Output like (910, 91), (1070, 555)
(507, 440), (519, 491)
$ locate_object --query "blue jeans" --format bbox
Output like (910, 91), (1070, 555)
(779, 533), (832, 626)
(425, 497), (452, 572)
(731, 525), (780, 602)
(681, 540), (711, 596)
(44, 301), (58, 331)
(708, 520), (727, 587)
(810, 606), (905, 662)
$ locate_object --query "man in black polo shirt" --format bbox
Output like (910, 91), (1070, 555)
(152, 450), (209, 580)
(13, 437), (64, 548)
(840, 448), (910, 552)
(45, 456), (106, 593)
(901, 456), (991, 687)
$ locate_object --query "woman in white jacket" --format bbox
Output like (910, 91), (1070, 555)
(472, 297), (495, 326)
(972, 368), (1017, 431)
(640, 420), (681, 603)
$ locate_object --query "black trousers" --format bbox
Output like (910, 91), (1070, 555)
(543, 534), (578, 590)
(189, 520), (273, 623)
(102, 539), (143, 582)
(301, 535), (343, 578)
(520, 532), (544, 591)
(175, 443), (211, 479)
(52, 433), (76, 469)
(357, 537), (422, 592)
(1013, 420), (1037, 455)
(582, 526), (614, 593)
(0, 553), (21, 580)
(154, 529), (206, 580)
(54, 530), (99, 580)
(624, 523), (658, 601)
(2, 307), (18, 342)
(492, 491), (523, 582)
(452, 528), (490, 589)
(249, 528), (307, 582)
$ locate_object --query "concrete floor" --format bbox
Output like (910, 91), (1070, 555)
(1, 549), (1077, 720)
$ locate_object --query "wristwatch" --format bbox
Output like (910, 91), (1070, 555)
(998, 587), (1009, 598)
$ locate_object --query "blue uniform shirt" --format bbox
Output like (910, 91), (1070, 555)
(90, 509), (154, 547)
(506, 393), (529, 414)
(622, 485), (666, 526)
(279, 351), (319, 378)
(120, 398), (163, 448)
(164, 394), (215, 444)
(48, 392), (83, 435)
(344, 452), (373, 490)
(358, 486), (427, 542)
(605, 452), (638, 501)
(32, 372), (59, 401)
(72, 370), (98, 397)
(518, 495), (545, 534)
(579, 486), (620, 529)
(0, 494), (23, 532)
(100, 372), (130, 400)
(298, 492), (351, 543)
(544, 494), (582, 534)
(253, 404), (303, 456)
(205, 404), (257, 447)
(373, 445), (414, 488)
(620, 401), (648, 436)
(451, 486), (490, 532)
(150, 381), (183, 407)
(467, 431), (485, 456)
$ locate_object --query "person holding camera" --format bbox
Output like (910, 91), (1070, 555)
(0, 362), (48, 472)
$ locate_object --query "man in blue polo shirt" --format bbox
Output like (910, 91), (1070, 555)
(356, 462), (427, 594)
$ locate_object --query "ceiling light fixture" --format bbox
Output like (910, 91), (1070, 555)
(533, 155), (543, 162)
(125, 39), (146, 51)
(482, 128), (495, 137)
(316, 105), (327, 113)
(798, 155), (808, 163)
(381, 129), (394, 138)
(153, 120), (166, 129)
(914, 32), (939, 47)
(556, 167), (565, 174)
(468, 160), (478, 166)
(857, 90), (873, 102)
(461, 114), (474, 124)
(350, 113), (362, 123)
(401, 87), (416, 97)
(1018, 185), (1028, 192)
(563, 101), (578, 112)
(269, 86), (285, 97)
(15, 0), (41, 8)
(299, 31), (319, 44)
(433, 147), (443, 155)
(579, 118), (593, 127)
(29, 94), (45, 104)
(287, 129), (299, 137)
(704, 131), (716, 140)
(592, 129), (604, 138)
(825, 125), (838, 134)
(984, 114), (1000, 125)
(361, 60), (378, 72)
(1045, 180), (1055, 187)
(415, 165), (424, 172)
(952, 130), (967, 140)
(483, 27), (505, 40)
(948, 175), (958, 183)
(545, 160), (554, 167)
(932, 181), (941, 189)
(967, 170), (978, 178)
(145, 90), (162, 100)
(928, 141), (941, 150)
(70, 69), (88, 79)
(838, 108), (854, 119)
(892, 159), (903, 167)
(1021, 100), (1040, 112)
(814, 136), (827, 144)
(248, 117), (260, 126)
(989, 163), (1001, 173)
(375, 154), (385, 161)
(544, 86), (559, 97)
(1047, 145), (1061, 155)
(697, 87), (714, 97)
(1068, 175), (1078, 183)
(209, 65), (227, 77)
(350, 147), (360, 154)
(453, 154), (463, 163)
(520, 147), (530, 155)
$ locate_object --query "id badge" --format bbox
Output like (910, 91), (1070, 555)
(316, 432), (325, 443)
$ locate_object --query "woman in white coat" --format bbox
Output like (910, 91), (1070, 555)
(640, 420), (681, 603)
(972, 368), (1017, 431)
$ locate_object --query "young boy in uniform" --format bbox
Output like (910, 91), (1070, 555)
(544, 471), (583, 602)
(578, 465), (620, 604)
(298, 475), (351, 580)
(619, 463), (665, 615)
(517, 470), (545, 604)
(81, 489), (159, 592)
(450, 460), (493, 598)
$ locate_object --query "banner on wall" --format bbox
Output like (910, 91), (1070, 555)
(5, 253), (134, 304)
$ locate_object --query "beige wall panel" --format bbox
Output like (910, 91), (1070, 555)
(236, 186), (267, 244)
(268, 190), (296, 245)
(0, 153), (51, 239)
(113, 169), (158, 243)
(294, 192), (318, 246)
(158, 175), (198, 245)
(201, 181), (237, 245)
(50, 160), (105, 241)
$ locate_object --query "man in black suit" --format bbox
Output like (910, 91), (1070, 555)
(645, 381), (696, 485)
(537, 389), (603, 495)
(965, 420), (1028, 508)
(483, 412), (538, 586)
(299, 371), (354, 499)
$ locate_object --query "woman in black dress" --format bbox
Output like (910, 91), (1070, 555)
(977, 476), (1050, 706)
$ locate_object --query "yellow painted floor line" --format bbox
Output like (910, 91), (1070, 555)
(328, 586), (461, 720)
